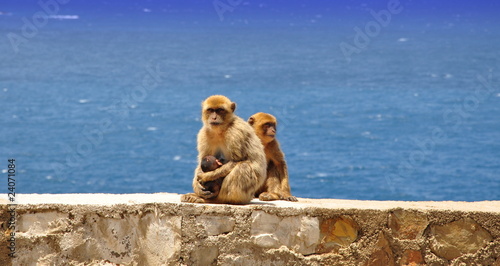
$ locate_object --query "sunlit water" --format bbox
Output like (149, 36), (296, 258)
(1, 1), (499, 201)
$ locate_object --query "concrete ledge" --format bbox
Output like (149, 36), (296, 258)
(1, 193), (499, 265)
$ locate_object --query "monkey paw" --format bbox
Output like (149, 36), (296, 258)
(181, 193), (205, 203)
(194, 182), (216, 199)
(199, 188), (217, 199)
(283, 195), (298, 202)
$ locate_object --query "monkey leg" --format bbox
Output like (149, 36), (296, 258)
(278, 174), (297, 201)
(258, 172), (298, 202)
(214, 164), (261, 205)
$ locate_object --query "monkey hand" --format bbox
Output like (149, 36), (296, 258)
(196, 171), (212, 183)
(194, 179), (217, 199)
(200, 187), (217, 199)
(197, 161), (237, 183)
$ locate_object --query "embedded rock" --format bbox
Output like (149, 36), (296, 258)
(190, 246), (219, 265)
(366, 233), (395, 266)
(430, 218), (493, 260)
(400, 250), (424, 265)
(317, 216), (359, 253)
(388, 209), (428, 240)
(196, 215), (235, 236)
(250, 211), (320, 255)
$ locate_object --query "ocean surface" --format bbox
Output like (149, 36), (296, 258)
(1, 0), (499, 201)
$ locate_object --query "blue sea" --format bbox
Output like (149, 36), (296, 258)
(1, 0), (499, 201)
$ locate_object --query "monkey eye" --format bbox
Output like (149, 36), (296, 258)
(216, 108), (226, 114)
(207, 108), (215, 112)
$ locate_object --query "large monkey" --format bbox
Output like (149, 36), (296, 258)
(181, 95), (267, 204)
(248, 112), (297, 201)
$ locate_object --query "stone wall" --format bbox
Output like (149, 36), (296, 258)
(1, 193), (499, 265)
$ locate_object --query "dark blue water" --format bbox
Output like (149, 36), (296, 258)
(1, 1), (499, 201)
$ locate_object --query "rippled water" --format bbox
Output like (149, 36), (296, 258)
(1, 1), (499, 201)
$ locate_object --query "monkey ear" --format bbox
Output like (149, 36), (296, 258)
(248, 116), (255, 125)
(230, 102), (236, 112)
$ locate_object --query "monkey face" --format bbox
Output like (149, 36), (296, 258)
(205, 107), (227, 125)
(248, 112), (278, 144)
(259, 122), (277, 144)
(202, 95), (236, 127)
(262, 122), (276, 138)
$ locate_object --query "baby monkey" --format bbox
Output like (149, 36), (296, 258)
(199, 155), (224, 198)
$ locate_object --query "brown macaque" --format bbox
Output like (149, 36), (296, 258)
(199, 155), (224, 198)
(181, 95), (267, 204)
(248, 112), (297, 201)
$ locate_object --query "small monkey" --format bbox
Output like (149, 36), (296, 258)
(181, 95), (267, 204)
(199, 155), (224, 198)
(248, 112), (297, 201)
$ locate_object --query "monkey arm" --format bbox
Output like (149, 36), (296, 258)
(197, 161), (238, 183)
(278, 161), (297, 201)
(279, 161), (297, 196)
(278, 162), (292, 194)
(263, 160), (297, 201)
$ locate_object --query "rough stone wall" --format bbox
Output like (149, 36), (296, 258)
(0, 194), (499, 265)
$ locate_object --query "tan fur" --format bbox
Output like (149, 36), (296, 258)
(181, 95), (267, 205)
(248, 112), (297, 201)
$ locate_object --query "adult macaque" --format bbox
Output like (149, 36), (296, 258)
(248, 112), (297, 201)
(181, 95), (266, 204)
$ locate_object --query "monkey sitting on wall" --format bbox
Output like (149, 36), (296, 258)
(181, 95), (267, 204)
(248, 112), (297, 201)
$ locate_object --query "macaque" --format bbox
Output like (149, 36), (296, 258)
(248, 112), (297, 201)
(199, 155), (224, 198)
(181, 95), (267, 204)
